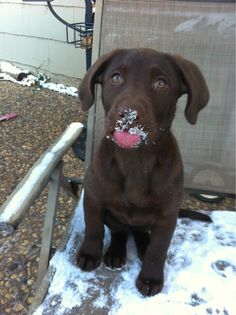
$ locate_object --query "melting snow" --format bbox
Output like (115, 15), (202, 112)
(128, 126), (147, 141)
(34, 192), (236, 315)
(115, 109), (138, 131)
(0, 62), (78, 97)
(115, 109), (148, 141)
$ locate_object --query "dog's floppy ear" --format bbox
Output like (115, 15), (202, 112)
(79, 50), (121, 111)
(170, 55), (209, 124)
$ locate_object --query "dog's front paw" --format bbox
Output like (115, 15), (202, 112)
(136, 274), (164, 297)
(104, 247), (126, 269)
(76, 250), (102, 271)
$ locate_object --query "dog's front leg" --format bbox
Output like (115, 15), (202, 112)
(76, 192), (104, 271)
(136, 212), (178, 296)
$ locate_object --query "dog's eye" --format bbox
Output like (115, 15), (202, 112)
(153, 78), (168, 90)
(110, 72), (123, 85)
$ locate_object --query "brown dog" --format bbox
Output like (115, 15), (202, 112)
(77, 48), (209, 296)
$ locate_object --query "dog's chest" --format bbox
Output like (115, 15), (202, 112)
(112, 154), (159, 204)
(109, 203), (157, 226)
(106, 167), (160, 226)
(118, 153), (154, 183)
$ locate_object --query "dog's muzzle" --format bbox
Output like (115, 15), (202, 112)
(111, 108), (148, 149)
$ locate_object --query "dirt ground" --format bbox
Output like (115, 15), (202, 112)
(0, 81), (235, 315)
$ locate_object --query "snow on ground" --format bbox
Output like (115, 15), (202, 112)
(0, 62), (78, 97)
(34, 192), (236, 315)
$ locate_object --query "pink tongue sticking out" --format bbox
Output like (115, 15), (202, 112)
(113, 131), (141, 149)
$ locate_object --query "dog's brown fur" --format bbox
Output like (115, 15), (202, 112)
(77, 48), (209, 296)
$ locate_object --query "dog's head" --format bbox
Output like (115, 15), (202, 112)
(79, 49), (209, 149)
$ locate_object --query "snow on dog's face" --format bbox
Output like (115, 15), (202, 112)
(101, 50), (184, 149)
(101, 52), (182, 149)
(111, 109), (148, 149)
(79, 49), (209, 149)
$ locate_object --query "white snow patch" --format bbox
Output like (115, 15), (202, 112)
(33, 192), (236, 315)
(128, 126), (148, 141)
(0, 122), (83, 222)
(116, 109), (138, 130)
(40, 82), (78, 97)
(0, 61), (29, 75)
(0, 62), (78, 97)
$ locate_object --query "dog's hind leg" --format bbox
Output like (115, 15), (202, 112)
(104, 231), (128, 269)
(132, 229), (150, 261)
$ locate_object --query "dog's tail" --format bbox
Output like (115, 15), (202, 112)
(178, 209), (213, 222)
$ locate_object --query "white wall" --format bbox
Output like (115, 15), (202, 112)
(0, 0), (87, 83)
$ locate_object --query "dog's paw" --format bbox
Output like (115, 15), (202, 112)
(104, 248), (126, 269)
(76, 251), (101, 271)
(136, 274), (164, 297)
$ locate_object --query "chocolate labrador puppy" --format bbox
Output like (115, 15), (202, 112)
(77, 48), (209, 296)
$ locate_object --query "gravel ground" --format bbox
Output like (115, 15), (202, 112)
(0, 81), (235, 315)
(0, 81), (86, 315)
